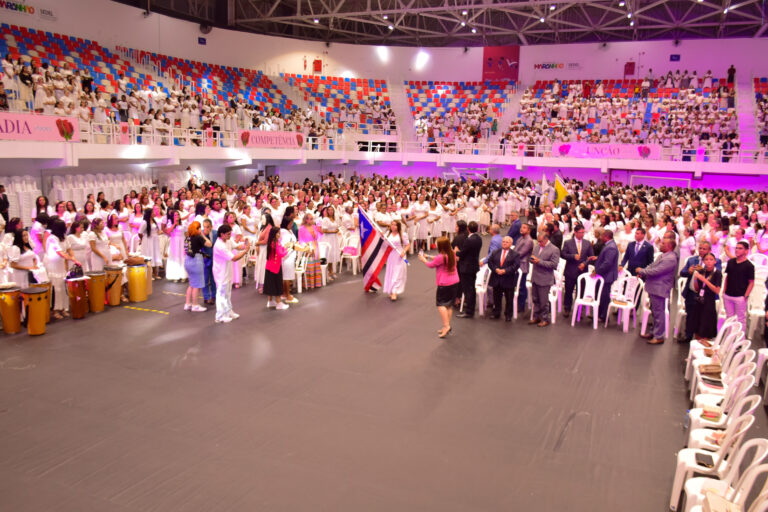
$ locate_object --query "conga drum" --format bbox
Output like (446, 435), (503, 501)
(85, 271), (106, 312)
(31, 281), (51, 323)
(0, 284), (21, 334)
(127, 264), (147, 302)
(144, 257), (153, 296)
(66, 277), (89, 319)
(21, 287), (47, 335)
(105, 265), (123, 306)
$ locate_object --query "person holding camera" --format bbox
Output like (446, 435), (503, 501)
(679, 241), (721, 342)
(213, 224), (250, 323)
(689, 253), (722, 340)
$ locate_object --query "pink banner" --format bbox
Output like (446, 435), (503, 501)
(238, 130), (305, 149)
(552, 142), (661, 160)
(482, 46), (520, 81)
(0, 112), (80, 142)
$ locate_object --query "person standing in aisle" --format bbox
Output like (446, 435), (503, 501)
(419, 237), (460, 339)
(201, 219), (217, 305)
(213, 224), (250, 323)
(529, 232), (560, 327)
(487, 236), (520, 321)
(721, 240), (755, 334)
(637, 239), (679, 345)
(455, 221), (482, 319)
(561, 223), (593, 317)
(382, 220), (410, 302)
(591, 229), (619, 323)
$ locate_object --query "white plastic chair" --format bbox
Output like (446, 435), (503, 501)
(674, 277), (689, 339)
(318, 241), (331, 286)
(605, 276), (644, 332)
(747, 289), (767, 341)
(687, 394), (761, 449)
(512, 268), (525, 319)
(690, 374), (755, 430)
(570, 273), (604, 329)
(749, 253), (768, 267)
(669, 414), (756, 511)
(686, 316), (740, 382)
(683, 439), (768, 512)
(294, 252), (308, 293)
(475, 266), (492, 317)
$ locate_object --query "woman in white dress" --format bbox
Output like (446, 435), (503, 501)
(413, 194), (430, 252)
(398, 199), (416, 252)
(382, 220), (411, 301)
(320, 207), (341, 281)
(66, 219), (91, 272)
(678, 227), (697, 272)
(139, 207), (162, 279)
(279, 216), (301, 304)
(164, 209), (188, 281)
(127, 203), (144, 254)
(239, 204), (259, 282)
(8, 230), (40, 289)
(88, 218), (111, 271)
(45, 219), (80, 319)
(224, 212), (246, 288)
(426, 199), (442, 244)
(106, 214), (128, 263)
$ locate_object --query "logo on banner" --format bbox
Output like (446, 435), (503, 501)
(534, 62), (581, 70)
(0, 112), (79, 142)
(0, 0), (55, 19)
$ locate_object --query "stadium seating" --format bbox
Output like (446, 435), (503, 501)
(404, 79), (514, 118)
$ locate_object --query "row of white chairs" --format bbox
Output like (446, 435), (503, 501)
(670, 316), (768, 511)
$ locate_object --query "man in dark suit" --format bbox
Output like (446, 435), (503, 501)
(488, 236), (520, 321)
(0, 185), (8, 224)
(452, 220), (468, 253)
(679, 241), (721, 342)
(620, 228), (655, 276)
(560, 223), (594, 316)
(201, 219), (217, 305)
(591, 229), (619, 322)
(506, 211), (522, 244)
(548, 222), (563, 251)
(456, 221), (482, 318)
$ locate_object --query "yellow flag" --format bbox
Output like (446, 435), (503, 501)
(554, 175), (568, 206)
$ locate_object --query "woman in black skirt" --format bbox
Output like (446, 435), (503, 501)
(419, 237), (461, 338)
(263, 226), (289, 311)
(690, 252), (722, 340)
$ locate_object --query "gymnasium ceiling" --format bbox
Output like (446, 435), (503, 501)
(113, 0), (768, 46)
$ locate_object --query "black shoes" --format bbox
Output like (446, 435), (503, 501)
(456, 312), (474, 319)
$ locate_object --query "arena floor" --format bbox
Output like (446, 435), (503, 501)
(1, 238), (766, 511)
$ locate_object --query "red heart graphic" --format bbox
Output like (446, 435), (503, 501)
(241, 131), (250, 147)
(295, 133), (304, 147)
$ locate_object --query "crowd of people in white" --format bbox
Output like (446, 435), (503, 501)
(505, 68), (740, 156)
(2, 170), (768, 334)
(415, 100), (497, 147)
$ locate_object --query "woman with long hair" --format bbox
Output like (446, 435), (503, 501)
(382, 220), (411, 301)
(183, 220), (210, 312)
(45, 219), (80, 319)
(263, 226), (289, 310)
(419, 236), (460, 338)
(139, 207), (162, 279)
(66, 219), (91, 272)
(88, 218), (110, 271)
(279, 214), (302, 305)
(320, 206), (340, 281)
(254, 213), (275, 291)
(8, 229), (39, 289)
(164, 209), (188, 281)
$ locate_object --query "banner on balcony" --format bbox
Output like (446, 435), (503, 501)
(482, 46), (520, 81)
(552, 142), (661, 160)
(237, 130), (305, 149)
(0, 112), (79, 142)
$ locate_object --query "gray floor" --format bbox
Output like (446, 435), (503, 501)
(1, 244), (767, 511)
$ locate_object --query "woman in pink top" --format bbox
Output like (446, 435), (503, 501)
(419, 236), (460, 338)
(263, 226), (289, 310)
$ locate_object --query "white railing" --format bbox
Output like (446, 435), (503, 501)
(340, 122), (398, 136)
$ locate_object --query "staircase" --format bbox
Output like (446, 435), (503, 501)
(491, 86), (526, 144)
(269, 75), (312, 115)
(735, 77), (758, 151)
(387, 79), (417, 144)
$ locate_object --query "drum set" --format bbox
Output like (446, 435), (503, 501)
(0, 260), (153, 336)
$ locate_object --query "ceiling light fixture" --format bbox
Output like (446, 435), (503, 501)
(388, 24), (394, 30)
(383, 14), (388, 19)
(460, 21), (466, 26)
(313, 18), (319, 23)
(627, 12), (632, 18)
(723, 7), (728, 13)
(540, 17), (545, 22)
(618, 1), (625, 6)
(462, 9), (468, 15)
(630, 20), (635, 26)
(550, 4), (556, 10)
(471, 27), (477, 33)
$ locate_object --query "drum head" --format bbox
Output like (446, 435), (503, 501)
(0, 282), (17, 290)
(21, 287), (46, 295)
(0, 287), (20, 293)
(85, 271), (105, 277)
(104, 265), (123, 271)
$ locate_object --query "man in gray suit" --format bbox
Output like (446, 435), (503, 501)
(515, 223), (534, 313)
(529, 232), (561, 327)
(637, 239), (679, 345)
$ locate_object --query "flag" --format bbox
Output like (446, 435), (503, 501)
(554, 175), (568, 206)
(359, 209), (393, 291)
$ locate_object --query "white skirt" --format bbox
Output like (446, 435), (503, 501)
(382, 252), (407, 295)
